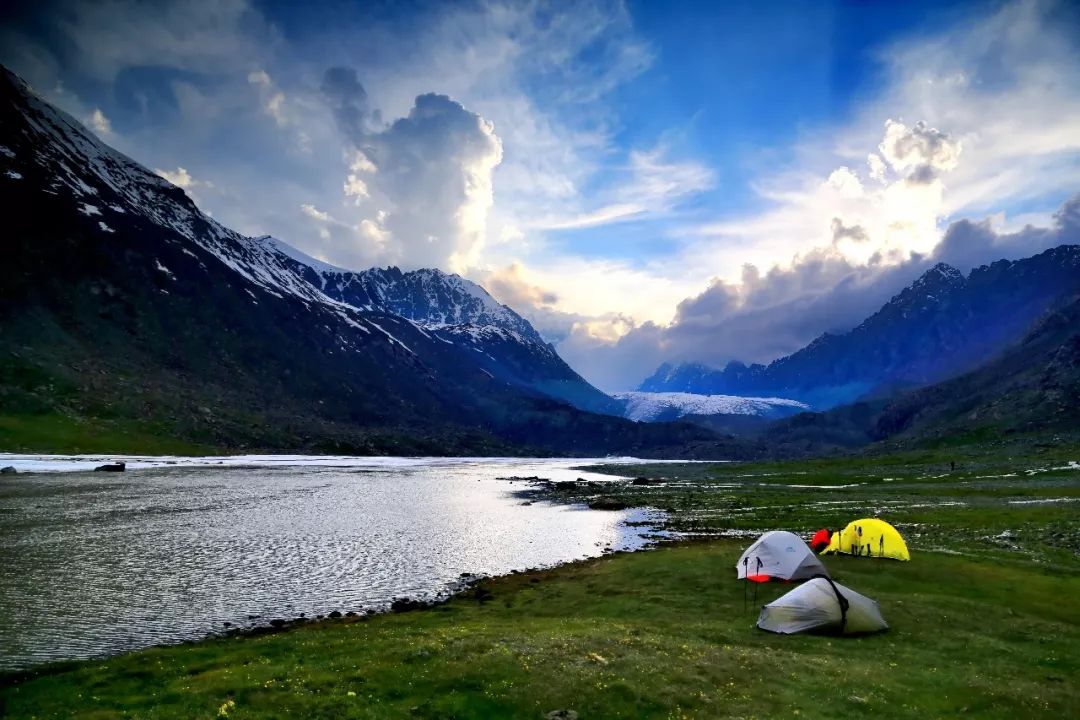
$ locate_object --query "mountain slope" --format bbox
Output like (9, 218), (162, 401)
(0, 67), (733, 457)
(762, 298), (1080, 451)
(641, 251), (1080, 408)
(257, 238), (619, 415)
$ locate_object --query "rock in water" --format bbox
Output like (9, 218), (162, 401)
(94, 462), (126, 472)
(0, 466), (16, 474)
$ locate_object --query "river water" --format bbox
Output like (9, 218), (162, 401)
(0, 455), (665, 670)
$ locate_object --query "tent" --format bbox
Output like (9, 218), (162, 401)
(810, 528), (832, 553)
(757, 577), (888, 635)
(822, 518), (910, 561)
(735, 530), (830, 582)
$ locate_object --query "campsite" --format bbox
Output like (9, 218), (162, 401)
(2, 442), (1076, 719)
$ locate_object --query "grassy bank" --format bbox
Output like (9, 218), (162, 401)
(548, 434), (1080, 566)
(0, 414), (221, 456)
(2, 540), (1077, 719)
(2, 440), (1078, 718)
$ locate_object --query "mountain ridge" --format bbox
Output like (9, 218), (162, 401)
(0, 65), (732, 457)
(640, 248), (1080, 408)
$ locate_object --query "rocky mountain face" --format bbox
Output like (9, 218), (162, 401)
(640, 251), (1080, 408)
(0, 67), (730, 457)
(255, 237), (620, 415)
(763, 296), (1080, 451)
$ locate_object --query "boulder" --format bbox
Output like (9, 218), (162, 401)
(94, 462), (126, 472)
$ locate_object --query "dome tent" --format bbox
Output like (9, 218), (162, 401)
(823, 518), (910, 561)
(757, 577), (888, 635)
(810, 528), (832, 552)
(735, 530), (829, 582)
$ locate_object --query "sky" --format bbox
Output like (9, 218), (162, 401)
(2, 0), (1078, 390)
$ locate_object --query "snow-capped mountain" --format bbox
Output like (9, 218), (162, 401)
(641, 248), (1080, 408)
(254, 236), (619, 414)
(0, 66), (617, 418)
(0, 66), (714, 455)
(260, 237), (541, 342)
(614, 392), (808, 422)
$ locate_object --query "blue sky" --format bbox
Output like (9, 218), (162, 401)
(2, 0), (1078, 389)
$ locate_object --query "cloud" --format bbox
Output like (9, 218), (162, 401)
(320, 66), (371, 139)
(933, 192), (1080, 271)
(247, 69), (288, 126)
(878, 119), (961, 185)
(830, 217), (869, 244)
(300, 203), (331, 222)
(551, 1), (1079, 390)
(154, 166), (215, 192)
(564, 192), (1080, 391)
(482, 262), (559, 309)
(8, 0), (277, 81)
(533, 144), (714, 231)
(154, 166), (216, 205)
(86, 108), (111, 135)
(321, 75), (504, 272)
(5, 0), (1077, 396)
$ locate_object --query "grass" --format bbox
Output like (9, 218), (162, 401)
(551, 433), (1080, 566)
(1, 542), (1076, 719)
(1, 438), (1078, 718)
(0, 413), (220, 455)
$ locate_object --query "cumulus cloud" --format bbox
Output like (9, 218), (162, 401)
(482, 262), (559, 309)
(320, 69), (503, 272)
(878, 119), (961, 185)
(154, 166), (217, 205)
(830, 217), (869, 244)
(320, 66), (372, 139)
(87, 108), (111, 135)
(247, 70), (286, 125)
(154, 166), (215, 192)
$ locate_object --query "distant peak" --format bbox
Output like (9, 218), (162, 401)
(928, 262), (963, 280)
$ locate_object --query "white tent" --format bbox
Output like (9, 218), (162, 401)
(735, 530), (829, 582)
(757, 577), (888, 635)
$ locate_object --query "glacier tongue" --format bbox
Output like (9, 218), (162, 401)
(614, 391), (808, 422)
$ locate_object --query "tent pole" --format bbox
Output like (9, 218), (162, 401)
(742, 557), (748, 613)
(752, 557), (762, 606)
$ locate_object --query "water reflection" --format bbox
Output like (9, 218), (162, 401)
(0, 457), (662, 669)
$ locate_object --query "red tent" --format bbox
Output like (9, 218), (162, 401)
(810, 529), (832, 553)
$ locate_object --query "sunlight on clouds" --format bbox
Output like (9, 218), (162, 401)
(532, 144), (713, 231)
(87, 108), (111, 135)
(7, 0), (1076, 393)
(691, 116), (960, 276)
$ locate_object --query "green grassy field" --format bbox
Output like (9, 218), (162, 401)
(1, 541), (1076, 719)
(0, 414), (220, 456)
(2, 439), (1078, 719)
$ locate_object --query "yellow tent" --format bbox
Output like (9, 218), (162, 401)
(823, 518), (910, 561)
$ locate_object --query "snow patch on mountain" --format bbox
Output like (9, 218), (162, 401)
(614, 391), (809, 422)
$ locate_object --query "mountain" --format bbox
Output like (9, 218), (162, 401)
(0, 67), (736, 457)
(763, 297), (1080, 451)
(641, 252), (1080, 408)
(254, 237), (620, 415)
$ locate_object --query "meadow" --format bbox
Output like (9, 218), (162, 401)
(2, 436), (1077, 719)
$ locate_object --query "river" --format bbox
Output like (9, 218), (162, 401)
(0, 455), (669, 670)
